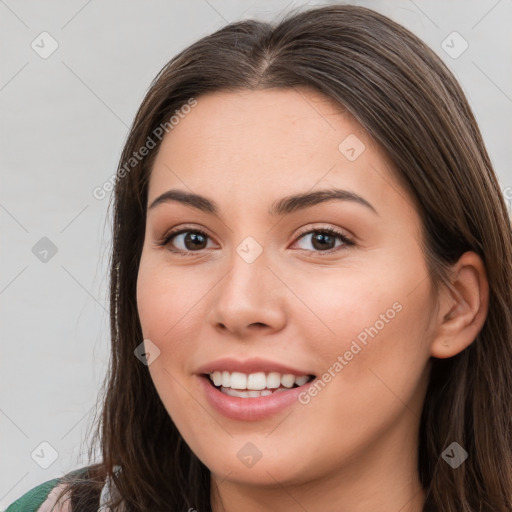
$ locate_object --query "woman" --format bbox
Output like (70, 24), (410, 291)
(7, 3), (512, 511)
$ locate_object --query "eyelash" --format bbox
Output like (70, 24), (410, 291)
(155, 225), (355, 256)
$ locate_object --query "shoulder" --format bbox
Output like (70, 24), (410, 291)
(36, 482), (72, 512)
(5, 465), (104, 512)
(4, 478), (67, 512)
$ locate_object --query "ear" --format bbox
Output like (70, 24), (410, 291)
(430, 251), (489, 359)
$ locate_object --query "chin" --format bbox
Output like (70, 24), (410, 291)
(202, 447), (314, 488)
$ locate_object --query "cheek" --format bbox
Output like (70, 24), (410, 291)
(290, 249), (433, 385)
(285, 264), (432, 464)
(136, 255), (215, 389)
(136, 258), (207, 428)
(137, 256), (203, 340)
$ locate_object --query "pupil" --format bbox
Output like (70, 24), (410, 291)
(312, 233), (334, 250)
(186, 232), (206, 250)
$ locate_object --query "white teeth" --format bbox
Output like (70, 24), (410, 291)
(280, 374), (295, 388)
(230, 372), (247, 389)
(221, 387), (254, 398)
(294, 375), (309, 386)
(266, 372), (281, 388)
(220, 386), (280, 398)
(209, 370), (312, 391)
(212, 371), (222, 387)
(247, 372), (266, 390)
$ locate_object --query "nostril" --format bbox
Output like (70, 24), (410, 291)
(249, 322), (268, 329)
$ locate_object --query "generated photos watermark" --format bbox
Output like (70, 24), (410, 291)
(92, 97), (198, 200)
(298, 301), (403, 405)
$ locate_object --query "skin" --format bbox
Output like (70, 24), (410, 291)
(136, 88), (489, 512)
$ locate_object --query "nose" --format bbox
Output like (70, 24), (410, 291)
(207, 245), (287, 338)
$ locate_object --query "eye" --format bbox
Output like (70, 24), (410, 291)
(155, 227), (215, 255)
(155, 225), (355, 256)
(292, 226), (354, 255)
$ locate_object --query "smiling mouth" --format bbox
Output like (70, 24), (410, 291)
(203, 373), (316, 398)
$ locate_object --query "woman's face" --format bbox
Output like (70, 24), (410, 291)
(137, 88), (436, 491)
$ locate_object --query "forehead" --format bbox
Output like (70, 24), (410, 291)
(152, 88), (369, 173)
(147, 88), (411, 220)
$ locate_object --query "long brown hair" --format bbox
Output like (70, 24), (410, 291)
(55, 4), (512, 511)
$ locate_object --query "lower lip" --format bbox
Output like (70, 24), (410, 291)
(198, 375), (311, 421)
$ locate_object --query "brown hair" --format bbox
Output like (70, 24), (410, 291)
(54, 4), (512, 511)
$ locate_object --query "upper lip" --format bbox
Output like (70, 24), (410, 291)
(196, 357), (315, 377)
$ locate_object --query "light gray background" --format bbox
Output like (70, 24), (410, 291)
(1, 0), (511, 508)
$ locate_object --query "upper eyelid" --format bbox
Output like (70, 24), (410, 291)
(294, 223), (353, 238)
(161, 223), (350, 238)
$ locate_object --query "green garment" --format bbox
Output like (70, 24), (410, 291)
(5, 467), (90, 511)
(5, 477), (62, 512)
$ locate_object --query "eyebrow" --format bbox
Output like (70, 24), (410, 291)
(148, 188), (378, 216)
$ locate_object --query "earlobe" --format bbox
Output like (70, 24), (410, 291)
(430, 251), (489, 359)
